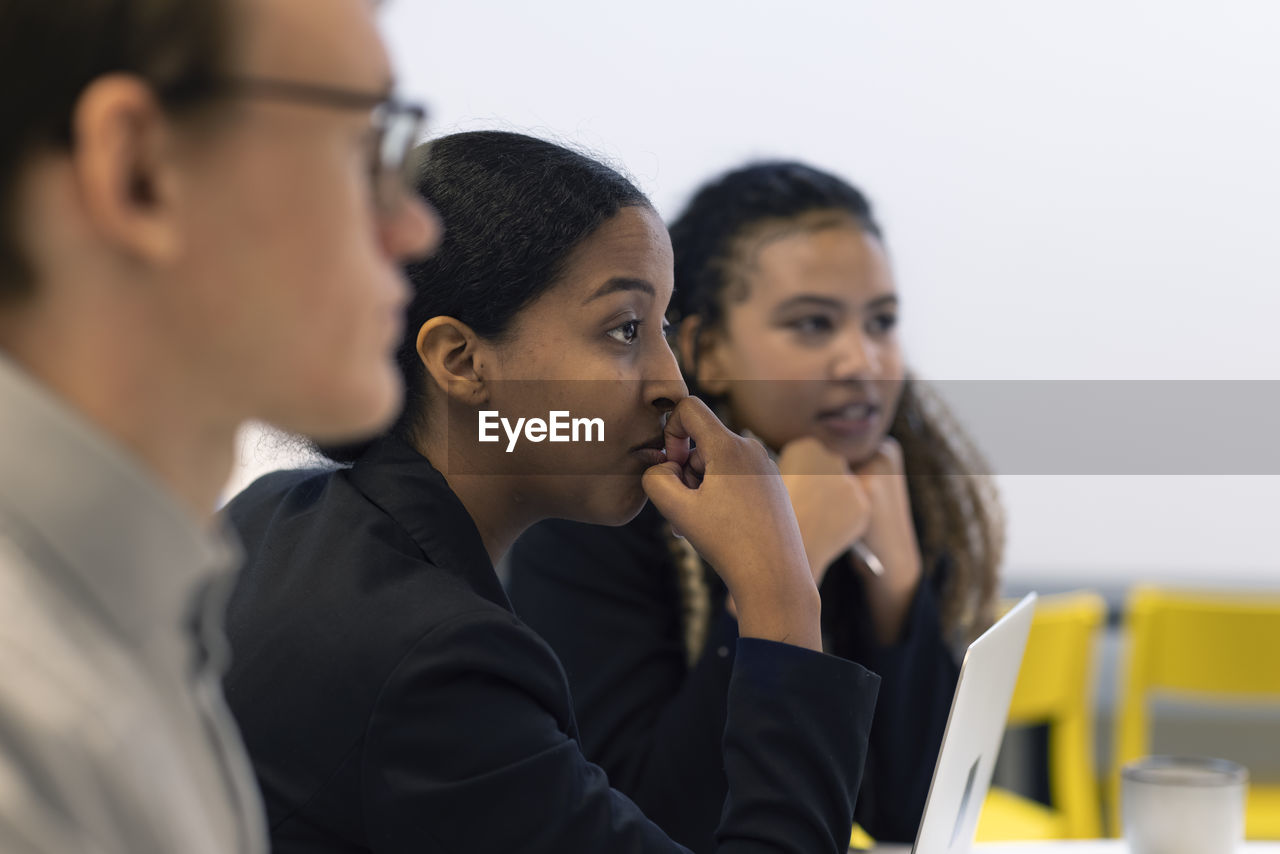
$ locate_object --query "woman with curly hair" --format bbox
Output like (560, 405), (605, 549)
(509, 160), (1005, 851)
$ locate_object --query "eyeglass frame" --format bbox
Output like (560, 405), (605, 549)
(207, 75), (428, 211)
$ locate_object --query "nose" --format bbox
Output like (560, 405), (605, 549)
(831, 326), (878, 381)
(380, 193), (443, 262)
(645, 337), (689, 414)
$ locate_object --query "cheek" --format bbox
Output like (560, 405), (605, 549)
(877, 338), (907, 380)
(736, 332), (828, 381)
(197, 156), (376, 320)
(722, 334), (823, 418)
(882, 375), (907, 420)
(242, 134), (382, 290)
(726, 379), (814, 447)
(495, 336), (587, 384)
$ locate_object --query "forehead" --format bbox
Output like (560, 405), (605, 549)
(736, 217), (894, 302)
(559, 205), (673, 292)
(502, 206), (673, 340)
(234, 0), (392, 87)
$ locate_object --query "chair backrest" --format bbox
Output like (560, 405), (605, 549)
(1111, 585), (1280, 833)
(1005, 590), (1106, 838)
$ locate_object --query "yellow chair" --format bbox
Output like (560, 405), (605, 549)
(976, 591), (1106, 841)
(848, 823), (875, 851)
(1111, 585), (1280, 839)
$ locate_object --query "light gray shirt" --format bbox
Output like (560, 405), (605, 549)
(0, 355), (268, 854)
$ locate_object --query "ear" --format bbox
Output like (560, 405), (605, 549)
(71, 74), (183, 265)
(416, 316), (491, 406)
(677, 314), (730, 396)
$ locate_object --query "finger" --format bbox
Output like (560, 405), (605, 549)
(663, 430), (691, 469)
(853, 458), (881, 478)
(876, 437), (904, 469)
(741, 429), (780, 465)
(780, 436), (848, 475)
(663, 397), (732, 456)
(686, 446), (707, 482)
(642, 461), (696, 517)
(847, 473), (872, 504)
(855, 444), (897, 477)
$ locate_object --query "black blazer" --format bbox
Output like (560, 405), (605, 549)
(220, 436), (881, 854)
(508, 502), (960, 851)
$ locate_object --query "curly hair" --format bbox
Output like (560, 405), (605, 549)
(665, 160), (1004, 655)
(890, 376), (1004, 643)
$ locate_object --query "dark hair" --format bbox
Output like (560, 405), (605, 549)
(665, 160), (1004, 643)
(0, 0), (232, 299)
(321, 130), (651, 463)
(668, 160), (882, 332)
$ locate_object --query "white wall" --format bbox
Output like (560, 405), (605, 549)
(229, 1), (1280, 587)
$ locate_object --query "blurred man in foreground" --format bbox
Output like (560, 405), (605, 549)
(0, 1), (439, 850)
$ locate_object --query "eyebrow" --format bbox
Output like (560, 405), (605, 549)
(582, 277), (656, 304)
(774, 293), (899, 312)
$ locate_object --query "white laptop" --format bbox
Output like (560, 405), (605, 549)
(868, 592), (1037, 854)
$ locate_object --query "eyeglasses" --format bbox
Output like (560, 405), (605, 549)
(213, 76), (427, 211)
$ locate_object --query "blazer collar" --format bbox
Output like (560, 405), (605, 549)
(346, 435), (511, 611)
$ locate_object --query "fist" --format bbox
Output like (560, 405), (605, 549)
(778, 437), (872, 583)
(853, 438), (922, 588)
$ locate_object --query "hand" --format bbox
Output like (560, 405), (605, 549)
(642, 397), (821, 651)
(852, 438), (924, 643)
(778, 437), (872, 585)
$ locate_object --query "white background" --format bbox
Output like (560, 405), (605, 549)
(230, 1), (1280, 588)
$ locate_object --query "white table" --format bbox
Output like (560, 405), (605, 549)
(869, 843), (1280, 853)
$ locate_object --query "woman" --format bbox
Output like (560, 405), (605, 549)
(220, 133), (880, 853)
(508, 161), (1005, 850)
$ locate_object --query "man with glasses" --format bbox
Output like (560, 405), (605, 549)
(0, 1), (438, 851)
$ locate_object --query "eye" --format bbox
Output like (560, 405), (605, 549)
(868, 311), (898, 335)
(607, 319), (642, 344)
(789, 315), (836, 336)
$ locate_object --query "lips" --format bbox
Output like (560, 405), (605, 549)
(817, 401), (878, 420)
(816, 400), (881, 438)
(630, 434), (668, 467)
(632, 434), (666, 451)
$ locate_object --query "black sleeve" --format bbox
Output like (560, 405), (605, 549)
(507, 512), (740, 851)
(361, 607), (880, 854)
(820, 561), (960, 843)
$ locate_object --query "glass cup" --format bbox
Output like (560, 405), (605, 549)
(1122, 755), (1248, 854)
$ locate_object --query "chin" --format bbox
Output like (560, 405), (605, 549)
(600, 490), (650, 526)
(554, 475), (648, 527)
(817, 431), (884, 467)
(292, 373), (404, 445)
